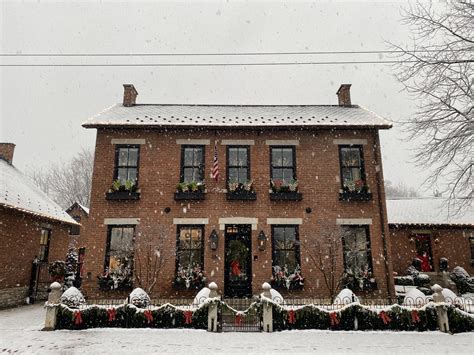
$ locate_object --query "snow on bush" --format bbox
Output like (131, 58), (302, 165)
(59, 287), (85, 308)
(403, 288), (428, 306)
(269, 288), (284, 304)
(414, 273), (431, 287)
(334, 288), (359, 304)
(450, 266), (474, 294)
(129, 288), (150, 308)
(442, 288), (458, 303)
(193, 287), (210, 305)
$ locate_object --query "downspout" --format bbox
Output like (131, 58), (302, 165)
(374, 130), (394, 302)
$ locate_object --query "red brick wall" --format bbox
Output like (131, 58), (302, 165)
(0, 206), (70, 306)
(66, 205), (89, 248)
(389, 225), (474, 275)
(82, 128), (393, 299)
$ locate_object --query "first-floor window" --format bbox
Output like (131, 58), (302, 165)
(342, 226), (372, 274)
(272, 225), (300, 276)
(175, 226), (204, 288)
(104, 226), (135, 286)
(38, 228), (51, 262)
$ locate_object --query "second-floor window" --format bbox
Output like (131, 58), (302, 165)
(181, 146), (205, 183)
(227, 146), (250, 185)
(38, 228), (51, 262)
(270, 147), (296, 182)
(114, 145), (140, 185)
(339, 145), (366, 192)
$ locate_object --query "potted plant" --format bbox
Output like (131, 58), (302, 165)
(270, 264), (304, 290)
(48, 260), (66, 282)
(227, 180), (257, 200)
(339, 179), (372, 201)
(270, 179), (302, 201)
(106, 179), (141, 200)
(174, 181), (206, 200)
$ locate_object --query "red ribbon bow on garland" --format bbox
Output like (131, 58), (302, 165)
(411, 310), (421, 324)
(235, 314), (243, 326)
(107, 308), (117, 322)
(73, 310), (83, 325)
(184, 311), (193, 325)
(329, 312), (340, 326)
(144, 310), (154, 324)
(379, 311), (391, 325)
(288, 310), (297, 324)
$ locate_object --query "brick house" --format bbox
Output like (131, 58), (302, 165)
(387, 198), (474, 277)
(81, 84), (394, 299)
(0, 143), (78, 307)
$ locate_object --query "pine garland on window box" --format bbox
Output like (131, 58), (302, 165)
(339, 180), (372, 201)
(174, 182), (206, 201)
(226, 181), (257, 200)
(269, 179), (302, 201)
(106, 179), (140, 200)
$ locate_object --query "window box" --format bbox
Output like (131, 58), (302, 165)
(339, 191), (372, 201)
(226, 190), (257, 201)
(106, 190), (141, 200)
(270, 191), (303, 201)
(174, 191), (206, 201)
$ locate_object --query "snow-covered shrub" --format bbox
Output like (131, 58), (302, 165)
(414, 273), (431, 287)
(59, 287), (85, 308)
(442, 288), (458, 303)
(334, 288), (359, 304)
(439, 257), (449, 272)
(129, 288), (150, 308)
(394, 275), (414, 286)
(193, 287), (210, 305)
(450, 266), (474, 294)
(403, 288), (429, 306)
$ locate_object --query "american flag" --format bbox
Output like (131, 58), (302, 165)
(211, 142), (219, 181)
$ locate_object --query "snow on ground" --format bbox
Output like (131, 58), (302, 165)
(0, 304), (472, 354)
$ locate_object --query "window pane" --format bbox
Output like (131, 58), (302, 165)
(285, 252), (297, 271)
(190, 228), (203, 249)
(237, 168), (247, 183)
(274, 251), (286, 269)
(177, 250), (191, 267)
(183, 168), (194, 183)
(179, 228), (192, 249)
(184, 148), (194, 166)
(282, 168), (294, 182)
(128, 148), (138, 166)
(271, 149), (282, 167)
(228, 168), (238, 183)
(193, 148), (203, 166)
(237, 148), (247, 166)
(351, 167), (362, 182)
(118, 148), (129, 166)
(118, 168), (128, 184)
(272, 168), (283, 180)
(192, 168), (202, 182)
(273, 227), (285, 250)
(127, 168), (137, 181)
(284, 227), (296, 248)
(228, 148), (238, 166)
(341, 148), (361, 167)
(281, 148), (293, 167)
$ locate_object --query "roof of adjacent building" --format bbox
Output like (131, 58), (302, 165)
(65, 202), (90, 215)
(386, 198), (473, 227)
(82, 104), (392, 129)
(0, 159), (79, 225)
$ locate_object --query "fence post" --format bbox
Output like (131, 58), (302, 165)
(42, 282), (62, 331)
(207, 282), (219, 332)
(431, 284), (449, 333)
(262, 282), (273, 332)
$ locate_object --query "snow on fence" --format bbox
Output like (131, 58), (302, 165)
(43, 282), (474, 333)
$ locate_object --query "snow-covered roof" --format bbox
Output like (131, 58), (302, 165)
(65, 202), (89, 215)
(386, 198), (473, 227)
(0, 159), (79, 225)
(83, 104), (392, 129)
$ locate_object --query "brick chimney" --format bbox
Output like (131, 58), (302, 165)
(336, 84), (352, 106)
(0, 143), (16, 164)
(123, 84), (138, 107)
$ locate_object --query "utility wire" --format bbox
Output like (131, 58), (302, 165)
(0, 60), (419, 67)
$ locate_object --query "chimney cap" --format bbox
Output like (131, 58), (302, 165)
(336, 84), (352, 95)
(123, 84), (138, 95)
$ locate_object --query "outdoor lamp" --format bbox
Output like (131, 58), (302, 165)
(258, 230), (267, 251)
(209, 229), (218, 250)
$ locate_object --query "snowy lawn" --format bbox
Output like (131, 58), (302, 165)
(0, 304), (472, 354)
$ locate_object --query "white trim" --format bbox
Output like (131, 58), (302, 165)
(104, 218), (140, 225)
(336, 218), (372, 225)
(111, 138), (146, 145)
(267, 218), (303, 225)
(173, 218), (209, 225)
(176, 139), (211, 145)
(218, 217), (258, 230)
(265, 140), (299, 146)
(333, 139), (368, 145)
(221, 139), (255, 146)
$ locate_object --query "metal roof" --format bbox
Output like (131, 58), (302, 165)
(83, 103), (392, 129)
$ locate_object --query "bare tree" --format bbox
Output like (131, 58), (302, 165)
(385, 180), (420, 199)
(133, 225), (169, 294)
(390, 1), (473, 214)
(305, 227), (345, 301)
(30, 148), (93, 208)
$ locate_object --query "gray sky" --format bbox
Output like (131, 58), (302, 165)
(1, 0), (441, 194)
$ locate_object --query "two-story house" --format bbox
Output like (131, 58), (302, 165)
(81, 84), (394, 299)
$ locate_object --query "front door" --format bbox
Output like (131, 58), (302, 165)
(224, 224), (252, 297)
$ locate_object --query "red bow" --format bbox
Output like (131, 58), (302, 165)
(379, 311), (391, 325)
(184, 311), (193, 324)
(288, 310), (296, 324)
(235, 314), (243, 325)
(73, 310), (83, 325)
(144, 310), (154, 324)
(329, 312), (340, 326)
(107, 308), (117, 322)
(411, 310), (421, 324)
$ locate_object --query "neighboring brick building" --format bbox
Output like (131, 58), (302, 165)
(0, 143), (78, 307)
(387, 198), (474, 276)
(66, 202), (89, 247)
(81, 84), (394, 299)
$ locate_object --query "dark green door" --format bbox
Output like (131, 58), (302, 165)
(224, 225), (252, 297)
